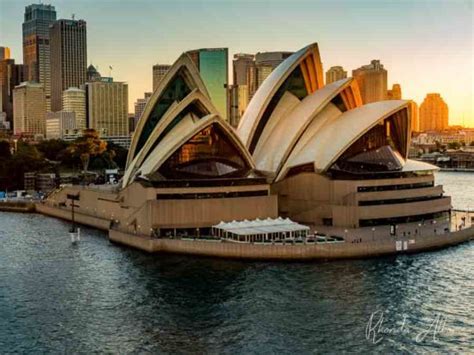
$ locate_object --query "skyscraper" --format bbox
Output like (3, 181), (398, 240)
(22, 4), (56, 111)
(62, 87), (86, 130)
(387, 83), (402, 100)
(251, 51), (294, 97)
(187, 48), (229, 121)
(0, 47), (11, 60)
(0, 58), (25, 129)
(233, 53), (254, 86)
(254, 51), (293, 68)
(134, 92), (152, 127)
(352, 60), (387, 103)
(50, 19), (87, 112)
(85, 80), (128, 137)
(86, 64), (101, 82)
(326, 66), (347, 84)
(409, 101), (419, 133)
(419, 93), (449, 131)
(13, 82), (46, 136)
(152, 64), (171, 91)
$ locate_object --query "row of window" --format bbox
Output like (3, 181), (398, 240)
(358, 195), (443, 206)
(357, 181), (434, 192)
(156, 190), (268, 200)
(359, 211), (450, 227)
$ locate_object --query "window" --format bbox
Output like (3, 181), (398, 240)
(158, 123), (250, 179)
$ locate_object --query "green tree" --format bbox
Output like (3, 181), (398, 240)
(105, 141), (128, 169)
(36, 139), (69, 161)
(447, 142), (461, 150)
(0, 140), (11, 159)
(68, 129), (107, 172)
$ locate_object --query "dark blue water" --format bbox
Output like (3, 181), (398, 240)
(0, 212), (473, 354)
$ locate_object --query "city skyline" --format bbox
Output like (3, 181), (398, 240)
(0, 0), (472, 127)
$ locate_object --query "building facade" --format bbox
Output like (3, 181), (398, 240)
(62, 87), (86, 130)
(22, 4), (56, 111)
(387, 83), (402, 100)
(352, 60), (387, 104)
(0, 59), (25, 129)
(326, 66), (347, 84)
(152, 64), (171, 92)
(186, 48), (229, 121)
(45, 111), (76, 139)
(85, 80), (129, 137)
(86, 64), (101, 82)
(419, 93), (449, 131)
(50, 19), (87, 112)
(134, 92), (152, 128)
(0, 47), (11, 60)
(13, 82), (46, 136)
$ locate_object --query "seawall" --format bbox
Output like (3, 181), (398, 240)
(108, 228), (474, 260)
(36, 200), (474, 260)
(0, 201), (36, 213)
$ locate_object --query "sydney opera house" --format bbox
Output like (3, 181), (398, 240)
(39, 43), (470, 258)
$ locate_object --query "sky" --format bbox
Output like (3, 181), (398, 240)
(0, 0), (473, 127)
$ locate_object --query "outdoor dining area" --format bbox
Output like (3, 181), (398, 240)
(212, 217), (311, 243)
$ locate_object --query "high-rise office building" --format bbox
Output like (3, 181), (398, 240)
(62, 87), (86, 130)
(45, 111), (76, 139)
(251, 51), (293, 97)
(13, 82), (46, 136)
(326, 66), (347, 84)
(233, 53), (254, 86)
(86, 64), (101, 82)
(387, 83), (402, 100)
(255, 51), (293, 68)
(231, 54), (256, 126)
(409, 101), (419, 133)
(50, 19), (87, 112)
(186, 48), (229, 121)
(134, 92), (152, 127)
(152, 64), (171, 91)
(0, 47), (11, 60)
(0, 59), (25, 129)
(22, 4), (56, 111)
(419, 93), (449, 131)
(352, 60), (387, 103)
(85, 80), (128, 137)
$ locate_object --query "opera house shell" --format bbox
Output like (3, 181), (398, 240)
(120, 43), (450, 235)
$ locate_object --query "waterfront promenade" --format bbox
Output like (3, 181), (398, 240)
(35, 198), (474, 260)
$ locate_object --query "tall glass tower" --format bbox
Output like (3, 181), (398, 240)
(187, 48), (229, 121)
(22, 3), (56, 111)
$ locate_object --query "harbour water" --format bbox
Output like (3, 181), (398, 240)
(0, 171), (473, 353)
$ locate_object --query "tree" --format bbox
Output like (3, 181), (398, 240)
(68, 129), (107, 172)
(105, 141), (128, 169)
(0, 140), (11, 159)
(447, 142), (461, 150)
(36, 139), (69, 161)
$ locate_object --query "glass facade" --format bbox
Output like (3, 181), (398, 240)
(135, 71), (191, 157)
(141, 101), (210, 164)
(198, 49), (228, 121)
(249, 66), (308, 153)
(159, 123), (250, 179)
(331, 108), (409, 174)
